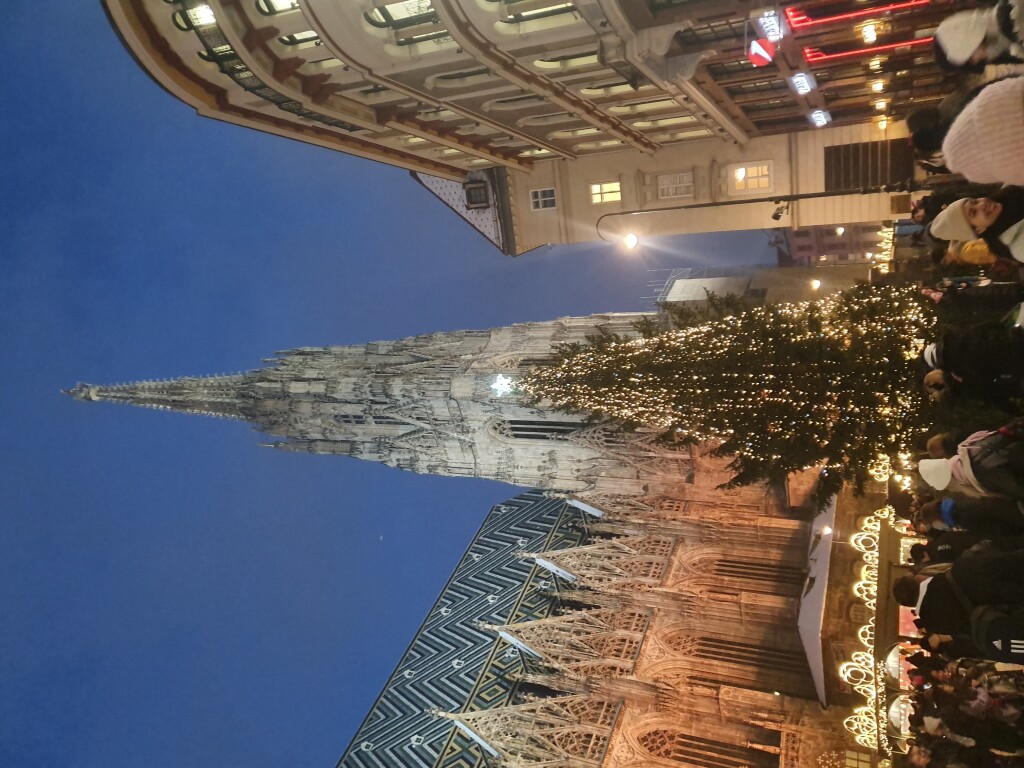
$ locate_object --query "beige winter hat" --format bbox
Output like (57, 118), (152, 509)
(929, 199), (974, 242)
(918, 458), (952, 491)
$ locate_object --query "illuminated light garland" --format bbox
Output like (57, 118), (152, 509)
(838, 507), (896, 755)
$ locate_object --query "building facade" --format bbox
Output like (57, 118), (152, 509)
(332, 483), (890, 768)
(102, 0), (955, 253)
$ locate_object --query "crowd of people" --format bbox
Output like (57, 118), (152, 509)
(890, 13), (1024, 750)
(907, 0), (1024, 274)
(889, 425), (1024, 768)
(886, 306), (1024, 765)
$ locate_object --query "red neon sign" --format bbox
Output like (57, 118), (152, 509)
(803, 36), (933, 63)
(785, 0), (929, 30)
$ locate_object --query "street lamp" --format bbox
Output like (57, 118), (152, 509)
(595, 214), (641, 249)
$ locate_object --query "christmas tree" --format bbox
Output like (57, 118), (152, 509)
(523, 285), (934, 497)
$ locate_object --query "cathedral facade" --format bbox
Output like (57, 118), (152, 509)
(335, 487), (877, 768)
(69, 314), (891, 768)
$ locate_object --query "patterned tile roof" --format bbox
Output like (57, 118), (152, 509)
(336, 491), (587, 768)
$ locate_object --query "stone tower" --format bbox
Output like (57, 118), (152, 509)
(67, 313), (692, 494)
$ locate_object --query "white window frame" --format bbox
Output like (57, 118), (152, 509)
(530, 187), (557, 210)
(727, 161), (774, 196)
(657, 171), (695, 200)
(589, 180), (622, 205)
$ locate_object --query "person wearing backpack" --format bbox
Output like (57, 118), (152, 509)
(893, 549), (1024, 662)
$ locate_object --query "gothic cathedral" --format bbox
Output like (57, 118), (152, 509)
(68, 314), (885, 768)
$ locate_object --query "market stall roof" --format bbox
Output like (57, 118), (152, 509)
(797, 496), (837, 706)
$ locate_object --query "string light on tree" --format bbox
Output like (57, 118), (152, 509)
(523, 285), (934, 497)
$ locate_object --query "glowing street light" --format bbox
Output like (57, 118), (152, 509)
(622, 232), (640, 250)
(810, 279), (822, 290)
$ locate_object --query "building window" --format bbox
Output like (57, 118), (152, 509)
(639, 729), (780, 767)
(502, 2), (576, 23)
(590, 181), (621, 204)
(366, 1), (439, 28)
(728, 162), (772, 196)
(464, 181), (490, 210)
(657, 172), (695, 199)
(494, 419), (582, 440)
(823, 139), (913, 192)
(845, 750), (873, 768)
(255, 0), (298, 14)
(531, 188), (557, 210)
(279, 30), (321, 46)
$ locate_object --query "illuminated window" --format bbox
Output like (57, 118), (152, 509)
(657, 172), (694, 199)
(531, 188), (556, 210)
(728, 162), (772, 196)
(590, 181), (621, 204)
(172, 5), (216, 30)
(502, 2), (576, 23)
(845, 750), (873, 768)
(366, 1), (437, 27)
(255, 0), (298, 14)
(279, 30), (321, 46)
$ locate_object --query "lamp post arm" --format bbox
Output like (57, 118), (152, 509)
(595, 179), (922, 237)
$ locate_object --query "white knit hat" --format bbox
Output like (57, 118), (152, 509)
(943, 77), (1024, 185)
(918, 458), (952, 490)
(935, 9), (990, 66)
(930, 199), (974, 242)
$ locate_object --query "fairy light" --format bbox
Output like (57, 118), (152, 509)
(522, 286), (936, 495)
(838, 507), (897, 755)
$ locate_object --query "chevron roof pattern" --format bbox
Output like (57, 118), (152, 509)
(335, 491), (588, 768)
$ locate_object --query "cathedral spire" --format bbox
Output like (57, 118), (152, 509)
(64, 316), (693, 492)
(64, 374), (254, 420)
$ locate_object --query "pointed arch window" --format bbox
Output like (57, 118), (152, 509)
(493, 419), (583, 440)
(639, 729), (780, 768)
(712, 558), (805, 589)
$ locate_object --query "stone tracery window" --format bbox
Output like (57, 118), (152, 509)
(639, 729), (779, 767)
(491, 419), (583, 440)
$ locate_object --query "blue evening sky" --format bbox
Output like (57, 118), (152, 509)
(1, 4), (775, 767)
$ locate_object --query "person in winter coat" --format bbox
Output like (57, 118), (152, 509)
(916, 495), (1024, 537)
(919, 319), (1024, 408)
(908, 78), (1024, 186)
(934, 3), (1024, 71)
(892, 549), (1024, 656)
(913, 183), (1002, 226)
(918, 427), (1024, 501)
(930, 188), (1024, 263)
